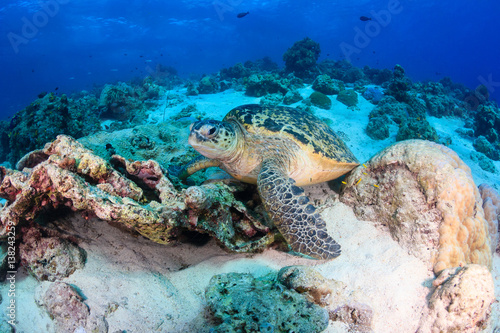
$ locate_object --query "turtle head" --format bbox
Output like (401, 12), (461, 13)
(188, 119), (241, 160)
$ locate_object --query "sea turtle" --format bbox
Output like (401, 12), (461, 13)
(175, 104), (359, 259)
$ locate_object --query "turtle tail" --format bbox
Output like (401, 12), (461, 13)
(257, 160), (341, 259)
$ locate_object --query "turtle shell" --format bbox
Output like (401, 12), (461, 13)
(224, 104), (359, 166)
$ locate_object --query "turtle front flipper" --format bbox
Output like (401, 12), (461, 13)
(257, 160), (341, 260)
(168, 155), (222, 181)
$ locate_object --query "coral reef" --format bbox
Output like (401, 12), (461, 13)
(385, 64), (412, 103)
(473, 104), (500, 143)
(309, 91), (332, 110)
(366, 114), (390, 140)
(312, 74), (345, 95)
(363, 66), (393, 85)
(282, 90), (303, 105)
(36, 282), (108, 333)
(336, 89), (358, 107)
(473, 136), (500, 161)
(362, 87), (383, 104)
(205, 271), (329, 332)
(197, 76), (219, 94)
(418, 265), (495, 333)
(340, 140), (492, 274)
(396, 117), (439, 142)
(245, 73), (290, 97)
(278, 265), (373, 332)
(259, 92), (283, 107)
(470, 151), (497, 173)
(19, 226), (86, 281)
(0, 92), (101, 166)
(0, 135), (276, 255)
(283, 37), (321, 78)
(479, 184), (500, 253)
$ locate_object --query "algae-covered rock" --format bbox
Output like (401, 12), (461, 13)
(19, 227), (86, 281)
(396, 118), (439, 142)
(205, 272), (329, 333)
(312, 74), (344, 95)
(337, 89), (358, 107)
(245, 73), (289, 97)
(366, 115), (390, 140)
(385, 64), (412, 103)
(37, 282), (108, 333)
(309, 91), (332, 110)
(418, 265), (494, 332)
(473, 136), (500, 161)
(473, 104), (500, 143)
(283, 37), (321, 78)
(362, 87), (383, 104)
(260, 93), (284, 107)
(198, 76), (219, 94)
(283, 90), (303, 105)
(470, 151), (497, 174)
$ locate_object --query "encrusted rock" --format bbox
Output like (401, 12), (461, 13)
(37, 282), (108, 333)
(205, 271), (329, 332)
(0, 135), (276, 256)
(278, 265), (373, 332)
(341, 140), (492, 274)
(19, 227), (85, 281)
(418, 264), (495, 333)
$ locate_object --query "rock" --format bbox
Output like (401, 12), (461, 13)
(385, 64), (412, 103)
(473, 136), (500, 161)
(283, 37), (321, 78)
(278, 265), (373, 332)
(0, 135), (276, 255)
(205, 271), (329, 332)
(312, 74), (345, 95)
(19, 227), (86, 281)
(362, 87), (383, 104)
(396, 118), (439, 142)
(309, 91), (332, 110)
(197, 76), (219, 94)
(337, 89), (358, 107)
(366, 115), (390, 140)
(37, 282), (108, 333)
(259, 93), (284, 107)
(341, 140), (493, 274)
(417, 265), (495, 333)
(478, 184), (500, 253)
(473, 104), (500, 142)
(283, 90), (303, 105)
(470, 151), (497, 174)
(245, 73), (289, 97)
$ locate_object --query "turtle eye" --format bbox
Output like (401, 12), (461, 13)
(200, 124), (218, 138)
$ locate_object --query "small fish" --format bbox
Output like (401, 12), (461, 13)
(360, 16), (372, 21)
(237, 12), (249, 18)
(55, 87), (59, 91)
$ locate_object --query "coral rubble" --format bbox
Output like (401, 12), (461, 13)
(205, 271), (329, 332)
(418, 265), (495, 333)
(0, 135), (276, 255)
(341, 140), (493, 274)
(36, 282), (108, 333)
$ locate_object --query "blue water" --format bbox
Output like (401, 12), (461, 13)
(0, 0), (499, 120)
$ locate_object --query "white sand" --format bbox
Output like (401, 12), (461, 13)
(1, 87), (499, 332)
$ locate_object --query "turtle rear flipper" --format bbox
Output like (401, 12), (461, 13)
(257, 160), (341, 260)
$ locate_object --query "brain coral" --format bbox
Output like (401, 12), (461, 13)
(340, 140), (492, 274)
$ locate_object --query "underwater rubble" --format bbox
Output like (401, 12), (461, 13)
(0, 135), (277, 257)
